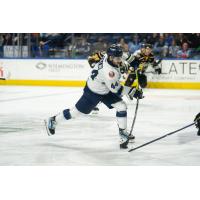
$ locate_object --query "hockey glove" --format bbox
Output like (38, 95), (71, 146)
(155, 67), (162, 74)
(153, 58), (162, 74)
(153, 58), (163, 67)
(128, 88), (144, 100)
(194, 113), (200, 136)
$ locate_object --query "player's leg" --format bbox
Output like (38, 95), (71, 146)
(124, 72), (136, 87)
(102, 93), (133, 149)
(46, 102), (88, 136)
(138, 73), (147, 88)
(46, 86), (102, 135)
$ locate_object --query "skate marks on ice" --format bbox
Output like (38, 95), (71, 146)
(0, 86), (200, 165)
(0, 88), (82, 103)
(0, 114), (44, 135)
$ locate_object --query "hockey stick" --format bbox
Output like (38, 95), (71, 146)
(129, 69), (140, 135)
(128, 57), (162, 135)
(129, 97), (139, 135)
(128, 122), (195, 152)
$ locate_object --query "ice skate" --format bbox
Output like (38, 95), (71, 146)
(45, 116), (57, 136)
(128, 133), (135, 143)
(91, 107), (99, 114)
(119, 129), (130, 149)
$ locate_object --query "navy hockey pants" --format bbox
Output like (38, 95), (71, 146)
(75, 85), (123, 114)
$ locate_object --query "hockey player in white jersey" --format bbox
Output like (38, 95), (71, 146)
(45, 44), (143, 149)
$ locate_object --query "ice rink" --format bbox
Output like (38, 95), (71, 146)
(0, 85), (199, 165)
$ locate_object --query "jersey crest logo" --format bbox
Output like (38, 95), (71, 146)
(109, 71), (115, 78)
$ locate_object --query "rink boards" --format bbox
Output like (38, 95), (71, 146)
(0, 59), (200, 89)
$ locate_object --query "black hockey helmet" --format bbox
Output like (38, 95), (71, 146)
(107, 44), (123, 58)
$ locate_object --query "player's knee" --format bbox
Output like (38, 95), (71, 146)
(112, 101), (127, 112)
(140, 81), (147, 88)
(138, 74), (147, 88)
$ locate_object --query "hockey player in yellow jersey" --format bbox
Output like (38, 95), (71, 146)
(124, 44), (162, 88)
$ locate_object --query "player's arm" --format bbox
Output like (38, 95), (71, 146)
(103, 70), (143, 100)
(124, 52), (137, 66)
(88, 51), (105, 68)
(124, 66), (138, 87)
(151, 55), (162, 74)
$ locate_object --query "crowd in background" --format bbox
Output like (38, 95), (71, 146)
(1, 33), (200, 59)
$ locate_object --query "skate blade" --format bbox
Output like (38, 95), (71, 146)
(91, 111), (99, 115)
(44, 120), (51, 136)
(129, 139), (135, 143)
(127, 143), (135, 150)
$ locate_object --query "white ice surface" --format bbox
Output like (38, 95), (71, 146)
(0, 86), (199, 165)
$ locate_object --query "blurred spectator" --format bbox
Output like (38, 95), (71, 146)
(3, 34), (12, 45)
(187, 33), (200, 49)
(123, 43), (129, 53)
(74, 37), (91, 58)
(147, 33), (159, 45)
(168, 39), (180, 58)
(118, 37), (126, 47)
(176, 42), (191, 58)
(0, 34), (4, 57)
(1, 33), (200, 59)
(67, 43), (76, 58)
(174, 33), (188, 46)
(128, 34), (140, 53)
(118, 37), (128, 52)
(31, 33), (40, 57)
(164, 33), (174, 46)
(38, 33), (66, 57)
(195, 33), (200, 53)
(92, 36), (107, 52)
(153, 35), (168, 57)
(39, 41), (49, 57)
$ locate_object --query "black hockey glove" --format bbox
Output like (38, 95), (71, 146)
(153, 58), (162, 74)
(155, 67), (162, 74)
(194, 113), (200, 136)
(128, 88), (144, 100)
(153, 58), (162, 67)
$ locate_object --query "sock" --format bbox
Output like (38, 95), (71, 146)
(116, 111), (127, 130)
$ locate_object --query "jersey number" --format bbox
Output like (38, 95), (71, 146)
(91, 70), (98, 80)
(111, 82), (118, 89)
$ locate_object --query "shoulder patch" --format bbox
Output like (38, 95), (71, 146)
(109, 71), (115, 78)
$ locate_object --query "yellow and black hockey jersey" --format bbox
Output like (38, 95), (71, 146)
(88, 51), (106, 68)
(125, 49), (155, 72)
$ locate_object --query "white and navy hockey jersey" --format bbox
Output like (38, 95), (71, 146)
(87, 54), (122, 95)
